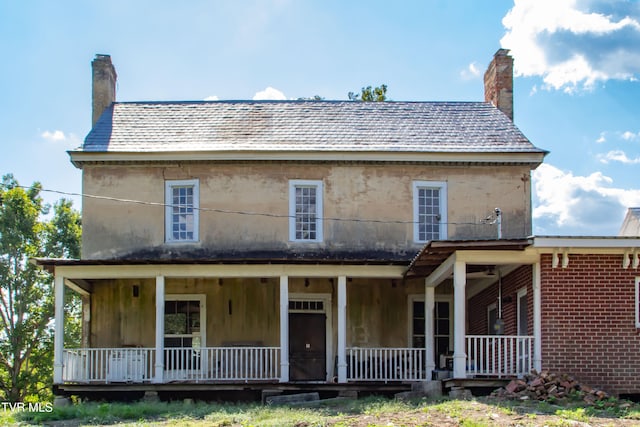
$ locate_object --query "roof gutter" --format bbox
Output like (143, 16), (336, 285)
(68, 150), (547, 169)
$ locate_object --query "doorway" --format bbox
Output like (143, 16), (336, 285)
(288, 296), (331, 381)
(289, 312), (326, 381)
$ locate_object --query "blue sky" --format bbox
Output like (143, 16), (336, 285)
(1, 0), (639, 236)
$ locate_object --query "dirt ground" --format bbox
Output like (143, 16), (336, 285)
(326, 398), (640, 427)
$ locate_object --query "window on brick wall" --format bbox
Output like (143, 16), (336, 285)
(487, 303), (498, 335)
(517, 287), (528, 336)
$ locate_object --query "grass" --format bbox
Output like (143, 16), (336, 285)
(6, 394), (640, 426)
(15, 400), (332, 426)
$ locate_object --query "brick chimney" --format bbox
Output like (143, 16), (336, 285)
(484, 49), (513, 121)
(92, 54), (117, 126)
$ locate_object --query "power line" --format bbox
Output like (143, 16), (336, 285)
(1, 184), (500, 228)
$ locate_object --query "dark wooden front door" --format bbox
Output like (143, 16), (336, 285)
(289, 313), (326, 381)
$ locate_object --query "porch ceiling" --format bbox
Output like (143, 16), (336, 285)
(404, 238), (532, 279)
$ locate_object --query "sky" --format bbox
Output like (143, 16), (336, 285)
(1, 0), (639, 236)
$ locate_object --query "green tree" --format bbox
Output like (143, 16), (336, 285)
(0, 174), (81, 402)
(348, 84), (388, 101)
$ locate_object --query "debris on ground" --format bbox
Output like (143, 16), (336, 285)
(490, 370), (613, 405)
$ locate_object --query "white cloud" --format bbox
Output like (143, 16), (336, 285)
(597, 149), (640, 164)
(501, 0), (640, 92)
(596, 132), (606, 143)
(533, 163), (640, 234)
(40, 129), (82, 149)
(621, 130), (638, 140)
(460, 62), (481, 80)
(252, 86), (286, 100)
(41, 130), (66, 142)
(204, 95), (219, 101)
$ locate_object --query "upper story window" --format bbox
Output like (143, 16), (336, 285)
(165, 179), (199, 243)
(289, 180), (323, 242)
(413, 181), (447, 243)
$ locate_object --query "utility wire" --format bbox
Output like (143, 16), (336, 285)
(1, 184), (500, 227)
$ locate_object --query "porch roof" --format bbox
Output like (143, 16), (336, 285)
(31, 249), (412, 275)
(404, 238), (533, 279)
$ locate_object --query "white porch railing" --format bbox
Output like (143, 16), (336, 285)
(62, 347), (280, 383)
(164, 347), (280, 381)
(347, 347), (425, 382)
(62, 348), (155, 383)
(466, 335), (533, 378)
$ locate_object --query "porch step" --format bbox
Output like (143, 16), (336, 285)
(265, 392), (320, 406)
(261, 389), (283, 405)
(396, 381), (442, 400)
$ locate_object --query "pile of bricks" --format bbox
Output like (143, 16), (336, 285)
(491, 370), (610, 404)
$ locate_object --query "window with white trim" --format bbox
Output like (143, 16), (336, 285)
(164, 295), (206, 348)
(413, 181), (447, 243)
(408, 295), (452, 369)
(289, 180), (323, 242)
(165, 179), (199, 243)
(517, 287), (528, 336)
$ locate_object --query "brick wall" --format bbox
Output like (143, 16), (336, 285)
(468, 265), (532, 336)
(540, 253), (640, 396)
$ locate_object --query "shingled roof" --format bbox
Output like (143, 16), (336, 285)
(78, 100), (545, 156)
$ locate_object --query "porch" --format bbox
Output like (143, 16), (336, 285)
(37, 240), (542, 390)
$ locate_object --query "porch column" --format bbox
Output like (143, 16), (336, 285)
(53, 274), (64, 384)
(154, 275), (165, 383)
(337, 275), (347, 383)
(81, 295), (91, 348)
(424, 283), (436, 379)
(533, 262), (542, 372)
(452, 260), (466, 378)
(279, 275), (289, 382)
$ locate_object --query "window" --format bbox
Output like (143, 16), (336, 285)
(164, 298), (203, 348)
(164, 295), (206, 373)
(289, 180), (323, 242)
(411, 300), (425, 348)
(413, 181), (447, 243)
(517, 288), (528, 336)
(487, 303), (498, 335)
(409, 297), (452, 369)
(434, 301), (451, 367)
(165, 179), (199, 243)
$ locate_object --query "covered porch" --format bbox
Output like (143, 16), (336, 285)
(37, 240), (541, 389)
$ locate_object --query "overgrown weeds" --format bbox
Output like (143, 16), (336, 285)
(8, 394), (640, 426)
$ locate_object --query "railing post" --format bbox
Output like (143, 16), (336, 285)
(337, 276), (347, 383)
(279, 276), (289, 382)
(53, 274), (65, 384)
(154, 275), (165, 383)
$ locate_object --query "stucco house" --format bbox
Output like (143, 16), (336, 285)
(36, 50), (640, 400)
